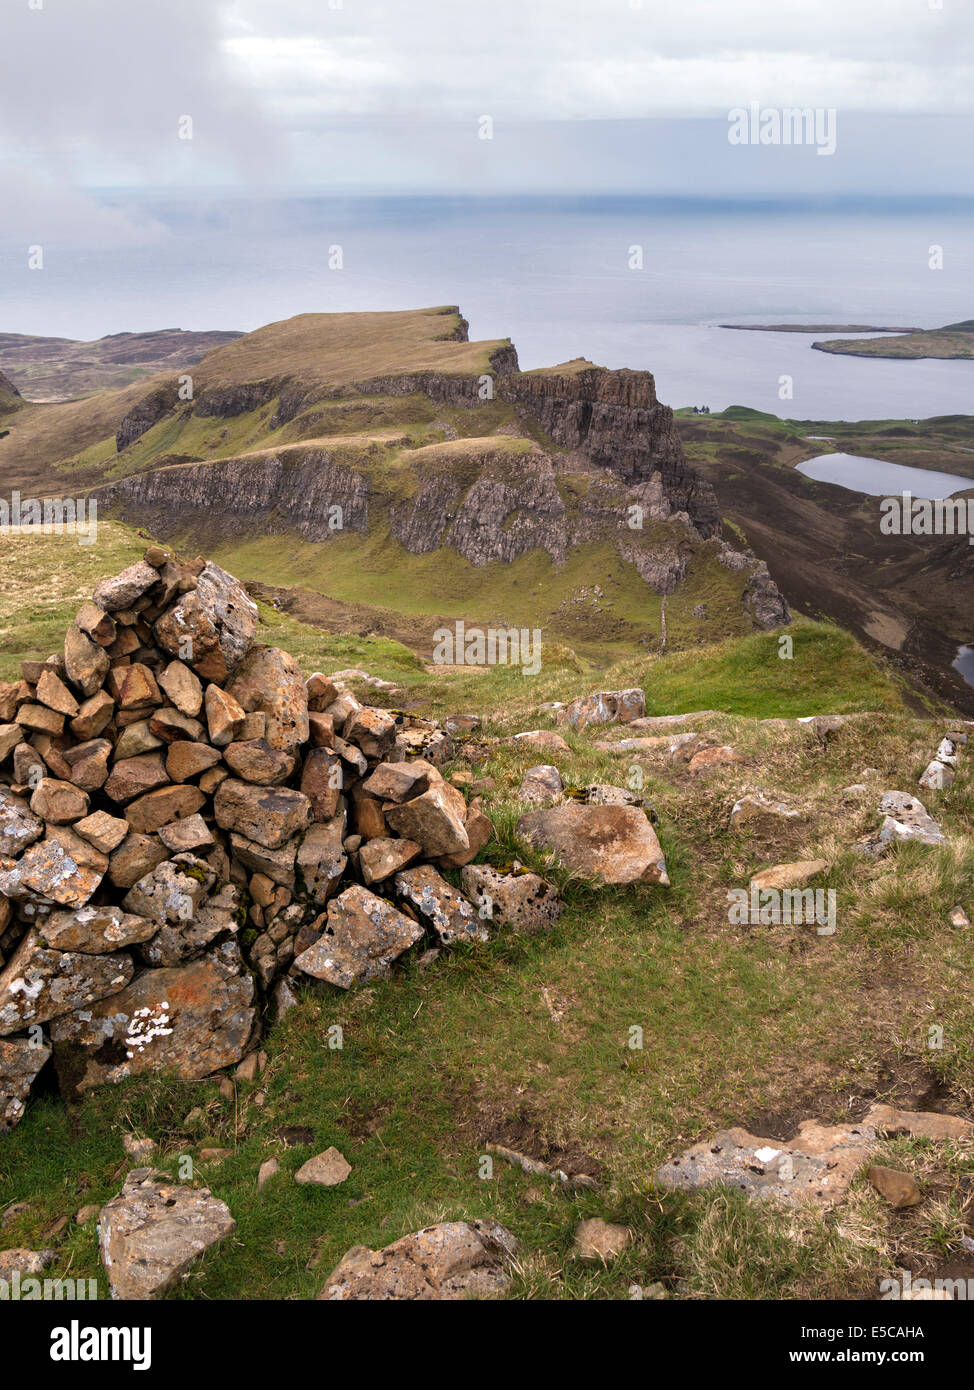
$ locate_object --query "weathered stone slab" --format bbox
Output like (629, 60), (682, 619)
(99, 1170), (235, 1299)
(0, 930), (134, 1036)
(292, 884), (422, 988)
(318, 1220), (517, 1301)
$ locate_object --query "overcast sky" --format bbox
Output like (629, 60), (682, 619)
(1, 0), (972, 212)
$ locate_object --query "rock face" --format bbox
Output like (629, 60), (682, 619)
(98, 1169), (236, 1299)
(319, 1220), (518, 1301)
(517, 803), (669, 886)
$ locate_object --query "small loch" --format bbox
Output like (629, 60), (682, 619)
(796, 453), (974, 499)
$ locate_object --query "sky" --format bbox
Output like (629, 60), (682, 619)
(1, 0), (972, 218)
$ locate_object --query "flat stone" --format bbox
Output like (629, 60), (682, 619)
(148, 708), (205, 744)
(318, 1220), (517, 1301)
(517, 803), (669, 886)
(114, 720), (164, 760)
(749, 860), (829, 892)
(158, 815), (215, 854)
(158, 660), (203, 717)
(863, 1103), (973, 1142)
(108, 834), (169, 890)
(166, 740), (222, 782)
(688, 745), (743, 774)
(294, 1146), (351, 1187)
(393, 864), (487, 945)
(292, 884), (423, 988)
(70, 690), (115, 741)
(35, 670), (79, 717)
(229, 833), (296, 889)
(361, 761), (431, 804)
(38, 905), (157, 954)
(0, 929), (134, 1036)
(511, 729), (570, 753)
(93, 561), (160, 612)
(224, 739), (295, 785)
(30, 778), (89, 825)
(730, 792), (801, 824)
(657, 1119), (878, 1207)
(98, 1170), (235, 1300)
(125, 785), (205, 834)
(104, 753), (170, 804)
(51, 939), (256, 1095)
(106, 662), (162, 710)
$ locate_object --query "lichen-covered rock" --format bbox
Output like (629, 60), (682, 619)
(93, 561), (160, 612)
(37, 904), (157, 954)
(460, 863), (563, 933)
(122, 856), (216, 925)
(292, 884), (423, 988)
(0, 929), (134, 1036)
(555, 688), (645, 730)
(0, 830), (106, 907)
(318, 1220), (518, 1301)
(0, 789), (44, 856)
(295, 817), (347, 906)
(1, 1034), (52, 1132)
(98, 1169), (235, 1299)
(226, 645), (308, 750)
(393, 863), (486, 945)
(155, 561), (257, 682)
(50, 940), (256, 1095)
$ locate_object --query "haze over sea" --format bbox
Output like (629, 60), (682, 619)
(5, 195), (974, 420)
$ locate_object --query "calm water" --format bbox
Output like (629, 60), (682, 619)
(954, 646), (974, 688)
(796, 453), (974, 497)
(4, 195), (974, 419)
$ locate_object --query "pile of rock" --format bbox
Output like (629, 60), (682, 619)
(0, 550), (533, 1133)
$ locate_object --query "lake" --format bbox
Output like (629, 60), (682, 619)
(796, 454), (974, 498)
(954, 646), (974, 689)
(3, 195), (974, 419)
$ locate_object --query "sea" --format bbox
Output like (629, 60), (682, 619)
(4, 194), (974, 422)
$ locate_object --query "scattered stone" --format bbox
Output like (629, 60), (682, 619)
(257, 1158), (279, 1190)
(123, 1134), (157, 1161)
(949, 906), (970, 928)
(749, 860), (828, 892)
(730, 792), (800, 824)
(556, 688), (645, 730)
(319, 1220), (517, 1301)
(873, 792), (946, 849)
(687, 745), (743, 774)
(519, 764), (564, 805)
(511, 729), (570, 754)
(384, 781), (469, 858)
(294, 1147), (351, 1187)
(0, 1248), (55, 1278)
(867, 1165), (921, 1209)
(98, 1169), (235, 1299)
(573, 1217), (632, 1262)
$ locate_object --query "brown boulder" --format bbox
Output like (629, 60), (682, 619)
(213, 779), (311, 850)
(517, 803), (669, 886)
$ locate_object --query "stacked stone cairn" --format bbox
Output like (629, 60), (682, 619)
(0, 549), (548, 1133)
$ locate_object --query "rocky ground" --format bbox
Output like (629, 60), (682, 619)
(1, 545), (972, 1300)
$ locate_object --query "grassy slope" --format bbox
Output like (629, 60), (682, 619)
(5, 527), (973, 1302)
